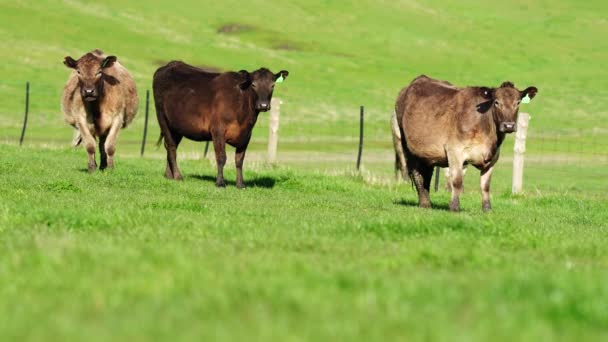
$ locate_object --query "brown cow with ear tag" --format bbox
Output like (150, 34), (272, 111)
(396, 75), (538, 212)
(153, 61), (289, 188)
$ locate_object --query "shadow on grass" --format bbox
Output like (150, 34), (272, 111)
(190, 174), (277, 189)
(393, 198), (451, 211)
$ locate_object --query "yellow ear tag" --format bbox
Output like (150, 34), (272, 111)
(276, 75), (284, 84)
(521, 94), (531, 104)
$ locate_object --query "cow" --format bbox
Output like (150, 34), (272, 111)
(152, 61), (289, 188)
(61, 49), (138, 172)
(395, 75), (538, 211)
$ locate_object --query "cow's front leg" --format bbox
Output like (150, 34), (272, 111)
(103, 115), (123, 169)
(235, 147), (247, 189)
(76, 116), (97, 173)
(447, 150), (465, 212)
(480, 165), (494, 212)
(212, 131), (227, 187)
(98, 135), (108, 170)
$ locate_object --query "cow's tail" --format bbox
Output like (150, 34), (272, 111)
(390, 112), (407, 181)
(72, 129), (82, 147)
(155, 133), (164, 148)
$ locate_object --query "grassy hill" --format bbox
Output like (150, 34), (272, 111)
(1, 0), (607, 147)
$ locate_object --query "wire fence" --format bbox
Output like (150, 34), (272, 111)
(1, 81), (607, 194)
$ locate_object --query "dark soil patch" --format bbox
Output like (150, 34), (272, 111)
(217, 23), (255, 34)
(273, 42), (301, 51)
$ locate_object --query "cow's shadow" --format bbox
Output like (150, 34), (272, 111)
(394, 198), (451, 211)
(190, 174), (276, 189)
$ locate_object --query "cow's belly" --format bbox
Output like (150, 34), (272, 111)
(88, 113), (113, 136)
(406, 136), (448, 165)
(225, 122), (254, 148)
(463, 143), (498, 169)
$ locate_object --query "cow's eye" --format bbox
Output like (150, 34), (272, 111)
(494, 101), (500, 107)
(96, 70), (102, 76)
(516, 100), (521, 105)
(76, 70), (81, 75)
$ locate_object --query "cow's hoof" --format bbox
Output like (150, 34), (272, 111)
(216, 180), (226, 188)
(419, 202), (431, 209)
(88, 164), (97, 173)
(236, 182), (245, 189)
(482, 203), (492, 212)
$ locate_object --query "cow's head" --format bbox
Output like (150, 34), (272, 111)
(64, 52), (117, 102)
(480, 82), (538, 133)
(239, 68), (289, 111)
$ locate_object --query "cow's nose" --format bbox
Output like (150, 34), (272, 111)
(260, 103), (268, 108)
(84, 89), (94, 94)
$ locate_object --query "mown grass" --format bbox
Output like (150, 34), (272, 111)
(1, 145), (607, 341)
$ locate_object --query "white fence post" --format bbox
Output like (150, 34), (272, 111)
(512, 112), (531, 194)
(267, 97), (281, 164)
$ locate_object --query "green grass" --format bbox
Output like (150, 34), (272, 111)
(1, 144), (607, 341)
(1, 1), (608, 340)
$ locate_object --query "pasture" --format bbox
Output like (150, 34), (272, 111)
(1, 0), (607, 341)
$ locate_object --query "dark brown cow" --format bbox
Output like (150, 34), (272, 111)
(395, 75), (538, 212)
(153, 61), (288, 188)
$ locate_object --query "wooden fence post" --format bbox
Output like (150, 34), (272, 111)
(267, 97), (281, 163)
(512, 112), (530, 194)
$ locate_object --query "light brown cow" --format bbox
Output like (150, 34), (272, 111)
(61, 49), (138, 172)
(395, 75), (537, 212)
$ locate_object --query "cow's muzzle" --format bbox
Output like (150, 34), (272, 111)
(82, 88), (98, 102)
(256, 102), (271, 112)
(499, 122), (517, 133)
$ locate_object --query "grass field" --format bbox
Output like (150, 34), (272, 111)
(1, 145), (608, 341)
(1, 0), (608, 341)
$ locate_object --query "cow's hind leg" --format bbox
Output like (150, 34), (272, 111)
(212, 131), (227, 187)
(164, 132), (183, 180)
(411, 162), (433, 209)
(235, 147), (247, 189)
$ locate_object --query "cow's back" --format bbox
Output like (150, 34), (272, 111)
(153, 62), (232, 141)
(397, 76), (472, 163)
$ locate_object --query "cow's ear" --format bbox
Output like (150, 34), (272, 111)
(238, 70), (252, 90)
(521, 86), (538, 100)
(64, 56), (77, 69)
(479, 87), (493, 100)
(101, 56), (117, 69)
(275, 70), (289, 83)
